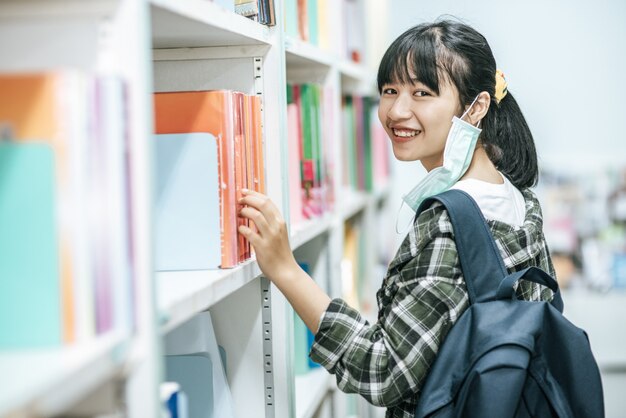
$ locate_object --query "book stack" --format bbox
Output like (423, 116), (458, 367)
(153, 90), (265, 270)
(342, 96), (390, 193)
(0, 72), (134, 349)
(286, 83), (334, 227)
(285, 0), (323, 48)
(285, 0), (365, 61)
(234, 0), (276, 25)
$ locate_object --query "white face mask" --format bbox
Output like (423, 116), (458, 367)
(401, 97), (482, 212)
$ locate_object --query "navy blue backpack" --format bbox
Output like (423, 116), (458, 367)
(414, 190), (604, 418)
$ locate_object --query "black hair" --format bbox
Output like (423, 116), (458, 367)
(377, 19), (538, 189)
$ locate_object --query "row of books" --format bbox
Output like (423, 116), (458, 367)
(287, 83), (335, 227)
(211, 0), (276, 25)
(235, 0), (276, 25)
(0, 72), (134, 348)
(285, 0), (366, 63)
(342, 221), (370, 313)
(343, 95), (391, 193)
(153, 89), (265, 270)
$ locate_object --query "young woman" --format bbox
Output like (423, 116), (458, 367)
(238, 20), (555, 418)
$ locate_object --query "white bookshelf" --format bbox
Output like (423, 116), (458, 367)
(0, 330), (129, 417)
(285, 36), (334, 68)
(157, 260), (264, 333)
(341, 188), (371, 221)
(290, 213), (334, 250)
(150, 0), (272, 48)
(295, 368), (333, 418)
(0, 0), (392, 417)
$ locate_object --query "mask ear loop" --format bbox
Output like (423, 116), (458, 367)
(460, 95), (481, 124)
(395, 198), (415, 235)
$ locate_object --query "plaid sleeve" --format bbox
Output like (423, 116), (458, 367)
(309, 206), (469, 407)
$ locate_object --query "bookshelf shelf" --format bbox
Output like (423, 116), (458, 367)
(150, 0), (273, 49)
(0, 0), (116, 18)
(339, 59), (376, 86)
(285, 37), (334, 68)
(295, 368), (332, 418)
(290, 213), (334, 250)
(373, 181), (392, 203)
(0, 331), (129, 417)
(157, 259), (263, 333)
(341, 188), (370, 221)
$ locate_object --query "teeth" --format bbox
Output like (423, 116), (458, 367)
(393, 128), (419, 138)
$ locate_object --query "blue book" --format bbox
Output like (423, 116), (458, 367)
(166, 355), (213, 418)
(307, 0), (319, 45)
(154, 133), (221, 271)
(0, 142), (61, 348)
(285, 0), (299, 38)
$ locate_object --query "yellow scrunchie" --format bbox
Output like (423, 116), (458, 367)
(495, 69), (508, 104)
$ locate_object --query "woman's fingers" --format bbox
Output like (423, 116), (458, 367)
(239, 205), (270, 236)
(239, 189), (284, 226)
(237, 224), (260, 247)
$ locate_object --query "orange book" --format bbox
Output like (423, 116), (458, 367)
(0, 73), (76, 344)
(243, 94), (255, 258)
(232, 92), (249, 263)
(154, 90), (238, 268)
(243, 95), (255, 195)
(297, 0), (309, 41)
(251, 95), (265, 195)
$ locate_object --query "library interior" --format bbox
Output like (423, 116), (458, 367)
(1, 0), (625, 417)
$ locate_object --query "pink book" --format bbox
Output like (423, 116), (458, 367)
(353, 96), (365, 191)
(287, 103), (304, 226)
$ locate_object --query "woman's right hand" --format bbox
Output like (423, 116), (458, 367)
(237, 189), (300, 283)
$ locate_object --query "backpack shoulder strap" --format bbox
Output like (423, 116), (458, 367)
(416, 189), (507, 304)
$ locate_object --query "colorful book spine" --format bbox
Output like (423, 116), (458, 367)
(284, 0), (299, 38)
(342, 95), (389, 192)
(287, 83), (334, 224)
(287, 99), (304, 226)
(0, 72), (134, 347)
(251, 95), (265, 195)
(154, 90), (264, 269)
(154, 90), (238, 268)
(0, 141), (61, 347)
(232, 92), (249, 263)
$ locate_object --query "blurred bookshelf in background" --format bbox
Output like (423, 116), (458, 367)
(537, 166), (626, 292)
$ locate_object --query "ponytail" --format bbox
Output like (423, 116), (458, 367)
(481, 91), (538, 189)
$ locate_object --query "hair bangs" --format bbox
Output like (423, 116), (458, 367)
(377, 26), (442, 94)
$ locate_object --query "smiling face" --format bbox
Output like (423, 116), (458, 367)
(378, 76), (463, 171)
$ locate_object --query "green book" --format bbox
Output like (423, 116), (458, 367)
(300, 85), (315, 189)
(363, 97), (373, 191)
(0, 142), (61, 348)
(343, 97), (357, 189)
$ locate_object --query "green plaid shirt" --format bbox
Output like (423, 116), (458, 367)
(310, 189), (555, 418)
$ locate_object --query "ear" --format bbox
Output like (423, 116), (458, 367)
(466, 91), (491, 126)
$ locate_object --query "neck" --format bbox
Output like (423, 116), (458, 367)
(460, 143), (503, 184)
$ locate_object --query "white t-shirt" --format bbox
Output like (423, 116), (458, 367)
(450, 172), (526, 227)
